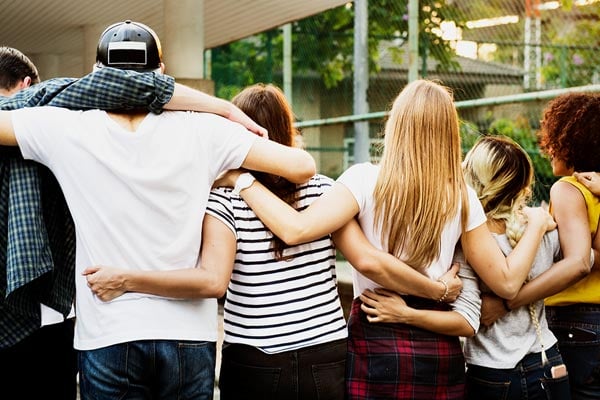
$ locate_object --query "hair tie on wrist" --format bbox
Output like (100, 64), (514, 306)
(437, 279), (449, 302)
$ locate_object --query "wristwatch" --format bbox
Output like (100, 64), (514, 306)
(232, 172), (256, 195)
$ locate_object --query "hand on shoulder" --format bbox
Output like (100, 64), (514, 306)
(574, 171), (600, 196)
(523, 206), (556, 233)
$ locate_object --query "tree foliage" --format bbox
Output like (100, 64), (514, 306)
(539, 3), (600, 88)
(210, 0), (464, 98)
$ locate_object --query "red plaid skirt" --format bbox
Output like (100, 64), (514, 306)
(346, 297), (466, 399)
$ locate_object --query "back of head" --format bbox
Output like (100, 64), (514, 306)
(463, 135), (534, 245)
(232, 84), (299, 259)
(96, 20), (162, 72)
(539, 92), (600, 172)
(374, 79), (464, 268)
(232, 84), (296, 148)
(0, 46), (40, 91)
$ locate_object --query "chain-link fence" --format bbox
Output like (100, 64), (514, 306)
(208, 0), (600, 204)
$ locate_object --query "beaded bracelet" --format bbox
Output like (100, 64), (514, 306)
(437, 279), (449, 302)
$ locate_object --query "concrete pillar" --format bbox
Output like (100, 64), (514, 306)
(29, 53), (61, 80)
(163, 0), (204, 77)
(83, 24), (108, 73)
(164, 0), (213, 93)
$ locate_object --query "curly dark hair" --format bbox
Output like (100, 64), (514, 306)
(538, 92), (600, 172)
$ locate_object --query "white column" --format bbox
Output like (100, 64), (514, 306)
(163, 0), (204, 80)
(283, 23), (292, 107)
(29, 53), (60, 80)
(353, 0), (370, 164)
(83, 24), (108, 73)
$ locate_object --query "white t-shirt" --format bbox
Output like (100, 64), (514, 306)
(337, 162), (486, 298)
(12, 107), (257, 350)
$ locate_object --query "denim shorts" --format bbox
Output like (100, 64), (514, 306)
(78, 339), (216, 400)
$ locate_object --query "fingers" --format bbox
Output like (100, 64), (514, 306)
(574, 172), (596, 190)
(360, 302), (379, 323)
(449, 263), (460, 276)
(373, 288), (396, 297)
(359, 291), (378, 307)
(249, 124), (268, 138)
(574, 171), (594, 181)
(82, 266), (99, 275)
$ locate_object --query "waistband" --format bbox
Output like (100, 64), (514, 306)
(547, 303), (600, 313)
(222, 338), (347, 360)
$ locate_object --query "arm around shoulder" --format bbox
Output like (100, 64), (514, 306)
(461, 209), (551, 300)
(0, 111), (18, 146)
(332, 220), (452, 301)
(242, 138), (315, 184)
(165, 83), (267, 137)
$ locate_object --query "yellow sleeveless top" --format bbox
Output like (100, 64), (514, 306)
(545, 176), (600, 306)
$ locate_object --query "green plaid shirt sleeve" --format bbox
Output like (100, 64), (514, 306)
(0, 68), (174, 348)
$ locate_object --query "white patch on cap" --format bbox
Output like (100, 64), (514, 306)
(107, 41), (147, 65)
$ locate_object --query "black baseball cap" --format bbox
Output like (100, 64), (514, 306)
(96, 20), (162, 71)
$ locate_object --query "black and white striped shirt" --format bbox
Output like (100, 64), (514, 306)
(207, 174), (347, 354)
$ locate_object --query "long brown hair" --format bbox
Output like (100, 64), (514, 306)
(373, 80), (468, 269)
(232, 84), (300, 259)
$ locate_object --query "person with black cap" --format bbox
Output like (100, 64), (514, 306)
(0, 20), (315, 400)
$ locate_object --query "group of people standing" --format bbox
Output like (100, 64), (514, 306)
(0, 18), (599, 400)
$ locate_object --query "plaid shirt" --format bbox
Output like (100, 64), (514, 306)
(0, 68), (174, 348)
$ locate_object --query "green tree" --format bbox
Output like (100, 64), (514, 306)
(539, 3), (600, 88)
(211, 0), (464, 97)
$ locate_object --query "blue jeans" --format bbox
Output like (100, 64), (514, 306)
(78, 340), (216, 400)
(547, 304), (600, 400)
(466, 344), (570, 400)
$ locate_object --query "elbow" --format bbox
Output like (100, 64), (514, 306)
(461, 327), (477, 338)
(347, 252), (379, 277)
(279, 226), (309, 246)
(574, 256), (592, 279)
(212, 282), (229, 299)
(211, 274), (231, 298)
(197, 272), (230, 299)
(495, 281), (522, 301)
(288, 152), (316, 184)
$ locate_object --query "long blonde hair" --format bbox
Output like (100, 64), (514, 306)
(462, 135), (534, 247)
(373, 80), (468, 269)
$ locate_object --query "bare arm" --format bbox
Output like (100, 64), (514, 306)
(0, 111), (17, 146)
(332, 219), (461, 302)
(504, 182), (591, 309)
(461, 206), (554, 300)
(593, 228), (600, 271)
(240, 139), (316, 185)
(215, 172), (359, 244)
(164, 83), (267, 137)
(84, 214), (236, 301)
(573, 172), (600, 271)
(360, 289), (475, 337)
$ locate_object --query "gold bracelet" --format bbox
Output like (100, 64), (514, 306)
(437, 279), (449, 302)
